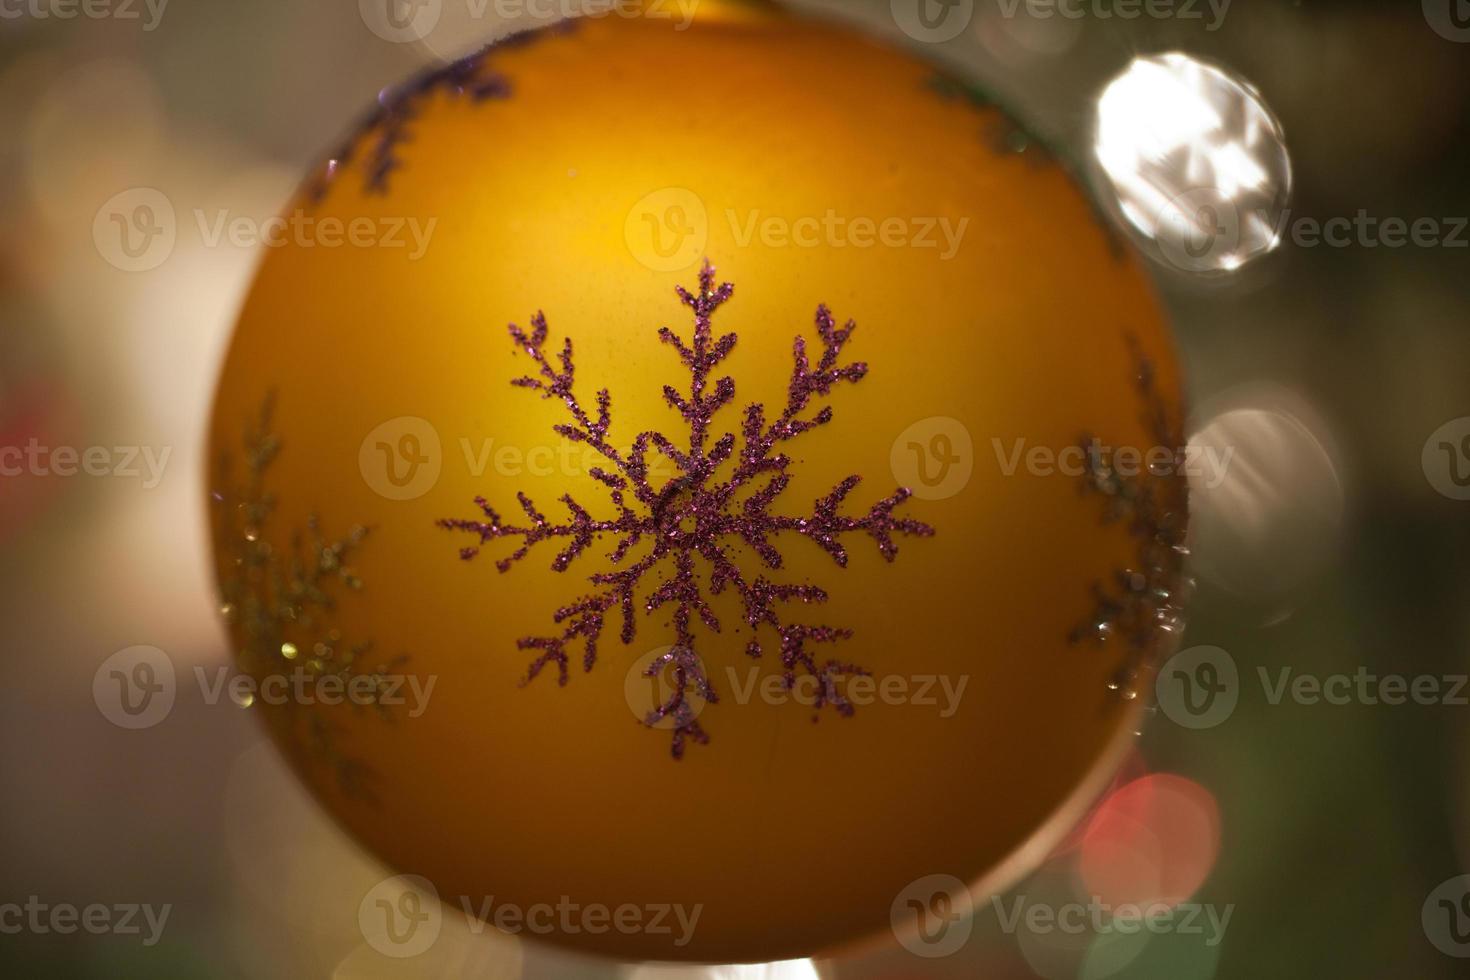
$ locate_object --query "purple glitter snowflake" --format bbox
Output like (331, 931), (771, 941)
(1069, 337), (1191, 700)
(306, 22), (576, 202)
(440, 261), (934, 758)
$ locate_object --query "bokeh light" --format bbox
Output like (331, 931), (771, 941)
(1095, 52), (1291, 274)
(1187, 386), (1345, 602)
(1079, 774), (1222, 910)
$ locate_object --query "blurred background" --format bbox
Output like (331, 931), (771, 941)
(2, 0), (1468, 977)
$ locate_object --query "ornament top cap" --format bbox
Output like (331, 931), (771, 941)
(622, 0), (785, 27)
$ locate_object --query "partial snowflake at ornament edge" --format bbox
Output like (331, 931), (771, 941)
(926, 70), (1055, 166)
(211, 394), (410, 802)
(1068, 336), (1192, 704)
(926, 69), (1128, 260)
(440, 260), (936, 759)
(304, 21), (578, 203)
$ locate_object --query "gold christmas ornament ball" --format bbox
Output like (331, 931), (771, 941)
(208, 1), (1189, 964)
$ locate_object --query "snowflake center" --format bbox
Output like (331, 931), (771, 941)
(650, 480), (719, 546)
